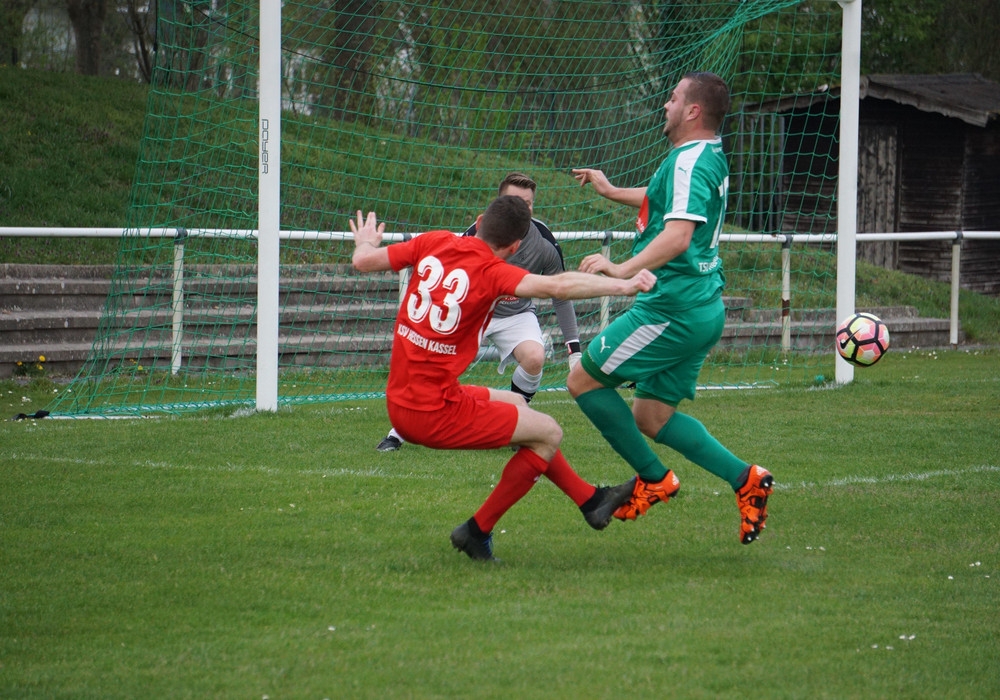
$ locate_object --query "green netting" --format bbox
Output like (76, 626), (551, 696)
(48, 0), (846, 417)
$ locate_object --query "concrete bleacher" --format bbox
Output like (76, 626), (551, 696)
(0, 263), (959, 379)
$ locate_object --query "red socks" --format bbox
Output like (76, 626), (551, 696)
(474, 449), (543, 533)
(473, 449), (596, 532)
(543, 450), (597, 506)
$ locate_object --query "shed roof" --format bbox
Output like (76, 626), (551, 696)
(861, 74), (1000, 127)
(754, 73), (1000, 128)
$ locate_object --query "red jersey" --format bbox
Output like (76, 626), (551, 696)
(385, 230), (530, 410)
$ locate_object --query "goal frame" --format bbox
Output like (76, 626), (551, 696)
(252, 0), (864, 411)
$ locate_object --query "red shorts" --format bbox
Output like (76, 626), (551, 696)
(387, 385), (519, 450)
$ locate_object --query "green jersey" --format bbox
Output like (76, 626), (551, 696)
(633, 137), (729, 312)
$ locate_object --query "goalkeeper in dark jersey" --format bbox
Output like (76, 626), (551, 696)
(376, 172), (581, 452)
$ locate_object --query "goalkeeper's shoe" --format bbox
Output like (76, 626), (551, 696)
(735, 465), (773, 544)
(581, 476), (637, 530)
(450, 519), (497, 561)
(613, 471), (680, 521)
(375, 434), (403, 452)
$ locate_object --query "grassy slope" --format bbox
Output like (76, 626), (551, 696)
(0, 68), (146, 263)
(1, 68), (998, 342)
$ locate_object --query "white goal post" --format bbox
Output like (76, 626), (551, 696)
(257, 0), (282, 412)
(249, 0), (865, 410)
(835, 0), (863, 385)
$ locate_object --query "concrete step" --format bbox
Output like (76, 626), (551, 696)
(0, 264), (399, 312)
(1, 312), (954, 379)
(0, 332), (400, 376)
(0, 264), (961, 378)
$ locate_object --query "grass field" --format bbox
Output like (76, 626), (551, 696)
(1, 348), (998, 698)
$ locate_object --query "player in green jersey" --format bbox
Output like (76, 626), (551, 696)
(568, 71), (774, 544)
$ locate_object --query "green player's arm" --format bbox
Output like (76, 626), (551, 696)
(615, 219), (695, 277)
(571, 168), (647, 208)
(515, 269), (655, 301)
(579, 219), (695, 280)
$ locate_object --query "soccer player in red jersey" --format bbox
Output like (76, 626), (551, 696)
(351, 195), (656, 561)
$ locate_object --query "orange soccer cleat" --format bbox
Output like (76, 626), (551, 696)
(735, 465), (773, 544)
(613, 471), (681, 520)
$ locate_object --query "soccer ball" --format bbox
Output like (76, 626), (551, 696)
(836, 312), (890, 367)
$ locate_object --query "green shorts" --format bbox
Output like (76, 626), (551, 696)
(580, 297), (725, 406)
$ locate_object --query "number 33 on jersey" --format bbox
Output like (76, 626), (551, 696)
(406, 255), (469, 335)
(384, 231), (530, 408)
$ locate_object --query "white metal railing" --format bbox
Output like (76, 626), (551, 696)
(2, 226), (998, 372)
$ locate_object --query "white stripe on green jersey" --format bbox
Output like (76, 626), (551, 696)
(634, 137), (729, 312)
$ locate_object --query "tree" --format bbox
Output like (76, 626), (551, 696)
(861, 0), (944, 75)
(860, 0), (1000, 82)
(66, 0), (109, 75)
(932, 0), (1000, 81)
(0, 0), (35, 67)
(121, 0), (153, 81)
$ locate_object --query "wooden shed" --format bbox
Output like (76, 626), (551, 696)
(743, 74), (1000, 295)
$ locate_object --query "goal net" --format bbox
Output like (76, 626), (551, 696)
(49, 0), (847, 417)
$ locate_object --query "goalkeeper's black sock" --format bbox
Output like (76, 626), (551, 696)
(510, 379), (536, 403)
(511, 365), (541, 403)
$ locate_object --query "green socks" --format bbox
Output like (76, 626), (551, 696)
(655, 412), (747, 489)
(575, 388), (749, 489)
(574, 388), (667, 481)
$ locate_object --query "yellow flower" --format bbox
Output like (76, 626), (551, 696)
(38, 355), (46, 362)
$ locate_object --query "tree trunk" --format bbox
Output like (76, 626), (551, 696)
(124, 0), (154, 83)
(320, 0), (379, 122)
(0, 0), (34, 67)
(66, 0), (108, 75)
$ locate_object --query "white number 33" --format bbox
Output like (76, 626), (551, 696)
(406, 255), (469, 335)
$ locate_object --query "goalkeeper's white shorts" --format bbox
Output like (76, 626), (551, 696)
(485, 311), (544, 374)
